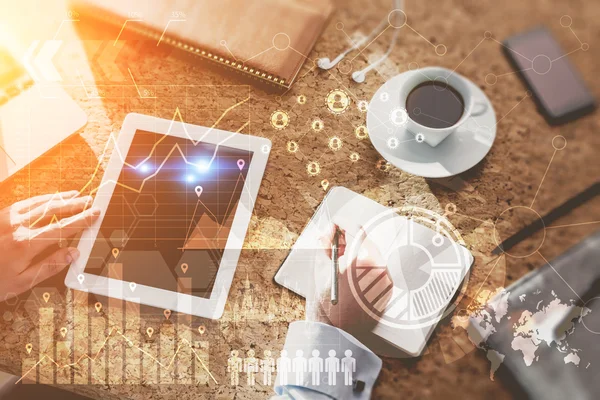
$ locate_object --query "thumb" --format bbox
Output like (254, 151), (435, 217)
(15, 247), (79, 293)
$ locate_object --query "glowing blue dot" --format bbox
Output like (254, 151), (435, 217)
(139, 163), (150, 173)
(186, 174), (195, 182)
(196, 160), (210, 173)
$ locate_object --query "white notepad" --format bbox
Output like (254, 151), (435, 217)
(275, 187), (474, 356)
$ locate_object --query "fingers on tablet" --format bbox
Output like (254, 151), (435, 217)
(30, 207), (101, 245)
(14, 190), (80, 214)
(24, 195), (93, 226)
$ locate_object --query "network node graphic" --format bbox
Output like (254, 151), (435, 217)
(311, 118), (324, 132)
(355, 125), (369, 140)
(287, 141), (299, 153)
(387, 137), (399, 149)
(326, 89), (351, 114)
(270, 110), (290, 130)
(376, 159), (391, 172)
(307, 161), (321, 176)
(328, 136), (343, 152)
(389, 107), (408, 126)
(357, 100), (369, 112)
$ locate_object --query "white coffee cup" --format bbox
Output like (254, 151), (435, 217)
(399, 67), (488, 147)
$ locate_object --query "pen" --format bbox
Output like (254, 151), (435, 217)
(331, 227), (339, 305)
(492, 181), (599, 255)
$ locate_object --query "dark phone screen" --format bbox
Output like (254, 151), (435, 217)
(503, 27), (594, 122)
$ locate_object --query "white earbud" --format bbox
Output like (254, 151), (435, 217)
(351, 22), (400, 83)
(352, 71), (366, 83)
(319, 0), (403, 83)
(318, 53), (347, 70)
(318, 12), (389, 71)
(317, 58), (333, 69)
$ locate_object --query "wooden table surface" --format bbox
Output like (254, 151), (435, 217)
(0, 0), (598, 399)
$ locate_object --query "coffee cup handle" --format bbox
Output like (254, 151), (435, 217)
(471, 99), (488, 117)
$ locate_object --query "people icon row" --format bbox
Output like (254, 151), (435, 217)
(228, 349), (356, 387)
(227, 349), (275, 386)
(277, 349), (356, 386)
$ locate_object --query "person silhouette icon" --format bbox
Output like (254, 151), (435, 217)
(308, 349), (324, 385)
(261, 350), (275, 386)
(341, 349), (356, 386)
(307, 162), (320, 176)
(276, 113), (284, 126)
(244, 349), (259, 386)
(292, 350), (307, 385)
(277, 350), (292, 385)
(333, 94), (344, 111)
(357, 127), (365, 137)
(325, 350), (340, 386)
(227, 350), (242, 386)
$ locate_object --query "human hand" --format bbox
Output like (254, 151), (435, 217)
(306, 219), (393, 339)
(0, 191), (101, 301)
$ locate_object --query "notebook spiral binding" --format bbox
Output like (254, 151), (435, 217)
(75, 4), (289, 89)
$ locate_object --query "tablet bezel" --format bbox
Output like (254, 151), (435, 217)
(65, 112), (271, 319)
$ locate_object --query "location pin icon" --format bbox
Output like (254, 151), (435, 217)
(237, 159), (245, 170)
(26, 344), (33, 354)
(94, 302), (102, 313)
(129, 282), (137, 292)
(195, 186), (203, 197)
(112, 248), (119, 259)
(321, 179), (329, 191)
(42, 292), (50, 303)
(181, 263), (188, 274)
(146, 327), (154, 338)
(198, 325), (206, 335)
(77, 274), (85, 285)
(164, 309), (171, 320)
(60, 327), (67, 338)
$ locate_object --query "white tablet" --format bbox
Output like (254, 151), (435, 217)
(65, 113), (271, 319)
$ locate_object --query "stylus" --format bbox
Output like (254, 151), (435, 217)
(331, 228), (340, 305)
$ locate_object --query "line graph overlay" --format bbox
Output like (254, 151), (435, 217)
(28, 120), (250, 239)
(27, 86), (251, 234)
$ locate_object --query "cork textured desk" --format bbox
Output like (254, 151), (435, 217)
(0, 0), (598, 399)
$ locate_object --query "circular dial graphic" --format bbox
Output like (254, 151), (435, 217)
(347, 206), (471, 330)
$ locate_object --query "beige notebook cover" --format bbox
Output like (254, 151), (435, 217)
(73, 0), (334, 88)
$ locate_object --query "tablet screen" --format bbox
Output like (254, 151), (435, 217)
(84, 130), (253, 299)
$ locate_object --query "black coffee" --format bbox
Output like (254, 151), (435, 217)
(406, 81), (464, 129)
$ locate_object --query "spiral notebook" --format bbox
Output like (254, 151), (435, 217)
(72, 0), (334, 89)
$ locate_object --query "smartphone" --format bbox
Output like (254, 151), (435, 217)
(503, 26), (596, 125)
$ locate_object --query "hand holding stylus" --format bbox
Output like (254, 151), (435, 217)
(0, 191), (101, 301)
(306, 219), (393, 339)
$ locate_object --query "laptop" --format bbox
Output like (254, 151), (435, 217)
(0, 45), (87, 182)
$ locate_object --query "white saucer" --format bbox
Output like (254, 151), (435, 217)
(366, 68), (496, 178)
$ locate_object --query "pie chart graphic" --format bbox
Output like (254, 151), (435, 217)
(347, 206), (472, 330)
